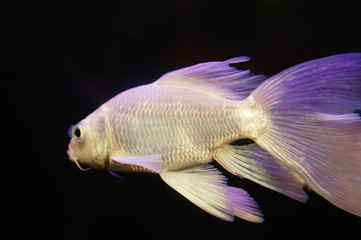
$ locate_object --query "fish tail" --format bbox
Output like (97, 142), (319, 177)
(250, 53), (361, 217)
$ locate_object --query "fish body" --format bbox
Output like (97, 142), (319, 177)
(104, 83), (263, 172)
(68, 54), (361, 222)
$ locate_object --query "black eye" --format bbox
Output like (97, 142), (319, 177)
(74, 128), (81, 138)
(72, 126), (83, 141)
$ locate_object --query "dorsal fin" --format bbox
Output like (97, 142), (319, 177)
(155, 57), (266, 100)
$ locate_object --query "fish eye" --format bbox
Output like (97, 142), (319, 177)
(74, 128), (81, 138)
(72, 126), (83, 141)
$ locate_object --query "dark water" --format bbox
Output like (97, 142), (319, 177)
(3, 0), (361, 239)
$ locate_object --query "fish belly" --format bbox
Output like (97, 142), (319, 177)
(106, 83), (242, 171)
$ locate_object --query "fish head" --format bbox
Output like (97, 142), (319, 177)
(67, 111), (109, 170)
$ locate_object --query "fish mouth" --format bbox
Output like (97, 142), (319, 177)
(67, 148), (90, 171)
(67, 149), (77, 162)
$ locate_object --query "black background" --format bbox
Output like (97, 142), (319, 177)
(3, 0), (361, 239)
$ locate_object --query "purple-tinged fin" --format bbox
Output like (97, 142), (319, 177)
(111, 155), (164, 173)
(251, 53), (361, 217)
(216, 144), (308, 203)
(155, 56), (266, 100)
(228, 186), (264, 223)
(108, 171), (124, 180)
(160, 164), (264, 222)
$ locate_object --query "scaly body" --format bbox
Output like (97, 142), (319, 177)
(104, 83), (264, 171)
(67, 54), (361, 222)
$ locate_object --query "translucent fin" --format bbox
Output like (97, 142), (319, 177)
(160, 164), (263, 222)
(155, 57), (266, 100)
(215, 144), (308, 202)
(111, 155), (163, 173)
(252, 53), (361, 113)
(228, 186), (264, 223)
(251, 53), (361, 217)
(108, 171), (124, 180)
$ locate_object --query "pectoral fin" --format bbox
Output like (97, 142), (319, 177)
(160, 164), (264, 223)
(111, 155), (164, 173)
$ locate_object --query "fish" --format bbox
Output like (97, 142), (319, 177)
(67, 53), (361, 222)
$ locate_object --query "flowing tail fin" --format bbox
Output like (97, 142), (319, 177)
(250, 53), (361, 217)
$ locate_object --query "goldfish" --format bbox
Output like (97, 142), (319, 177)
(67, 53), (361, 222)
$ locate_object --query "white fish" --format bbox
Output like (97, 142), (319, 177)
(67, 53), (361, 222)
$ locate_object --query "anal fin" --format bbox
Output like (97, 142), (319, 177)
(215, 144), (308, 202)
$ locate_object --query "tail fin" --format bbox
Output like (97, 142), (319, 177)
(250, 53), (361, 217)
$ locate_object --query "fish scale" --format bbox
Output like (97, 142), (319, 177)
(67, 54), (361, 221)
(105, 83), (241, 170)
